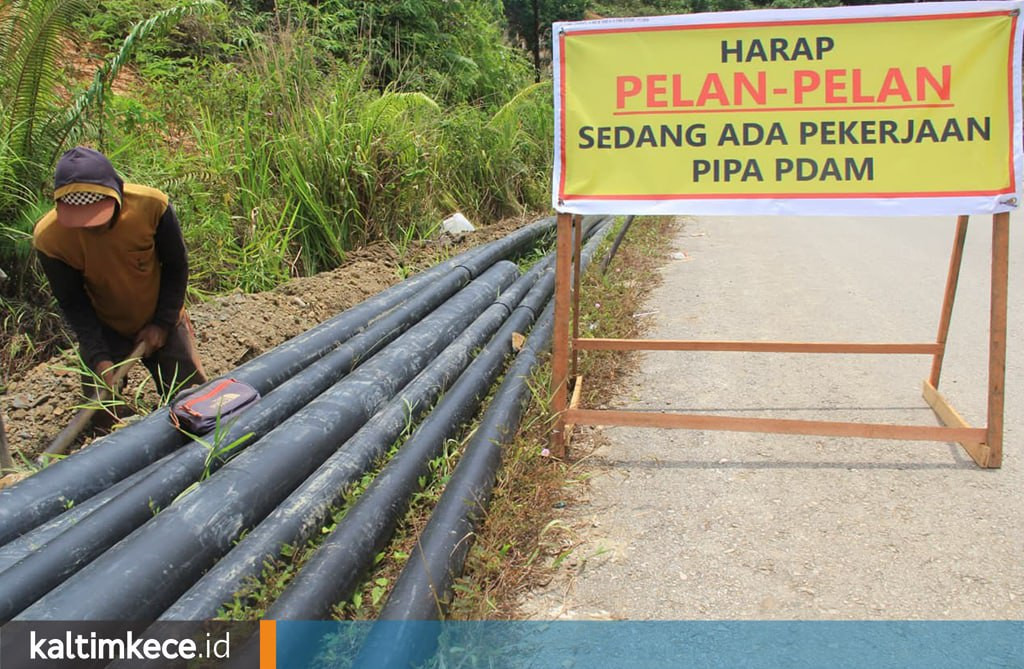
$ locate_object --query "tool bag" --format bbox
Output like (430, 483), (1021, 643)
(169, 378), (260, 434)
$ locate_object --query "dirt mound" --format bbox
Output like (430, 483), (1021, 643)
(2, 216), (536, 463)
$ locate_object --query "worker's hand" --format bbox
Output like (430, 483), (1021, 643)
(135, 324), (169, 357)
(95, 360), (117, 388)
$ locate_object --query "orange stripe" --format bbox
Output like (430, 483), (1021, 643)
(260, 619), (276, 669)
(561, 186), (1014, 201)
(1006, 14), (1018, 190)
(183, 379), (235, 409)
(558, 31), (568, 203)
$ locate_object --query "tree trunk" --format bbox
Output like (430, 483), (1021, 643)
(532, 0), (541, 82)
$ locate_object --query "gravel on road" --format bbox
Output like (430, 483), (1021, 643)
(522, 213), (1023, 621)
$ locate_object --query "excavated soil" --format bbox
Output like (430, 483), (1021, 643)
(1, 217), (535, 466)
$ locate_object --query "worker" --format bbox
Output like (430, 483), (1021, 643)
(33, 146), (207, 404)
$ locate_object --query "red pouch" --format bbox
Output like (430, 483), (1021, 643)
(169, 378), (260, 434)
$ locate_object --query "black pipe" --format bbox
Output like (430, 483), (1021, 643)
(0, 217), (554, 549)
(357, 222), (613, 668)
(0, 452), (174, 575)
(158, 260), (548, 623)
(600, 215), (636, 274)
(16, 263), (520, 621)
(0, 255), (506, 621)
(264, 258), (560, 623)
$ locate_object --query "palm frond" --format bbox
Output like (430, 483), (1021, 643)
(487, 81), (548, 130)
(1, 0), (86, 162)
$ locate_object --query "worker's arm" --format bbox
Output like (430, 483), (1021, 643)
(37, 251), (112, 373)
(152, 203), (188, 330)
(136, 203), (189, 355)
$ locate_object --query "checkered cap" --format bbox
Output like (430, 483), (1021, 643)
(58, 191), (107, 206)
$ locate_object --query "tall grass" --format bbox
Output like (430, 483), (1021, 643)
(174, 26), (552, 293)
(444, 81), (552, 220)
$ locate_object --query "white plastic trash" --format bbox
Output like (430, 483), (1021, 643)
(441, 212), (475, 235)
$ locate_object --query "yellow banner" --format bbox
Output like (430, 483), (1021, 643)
(553, 3), (1023, 215)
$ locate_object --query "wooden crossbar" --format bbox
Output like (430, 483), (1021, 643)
(574, 339), (942, 355)
(566, 408), (987, 444)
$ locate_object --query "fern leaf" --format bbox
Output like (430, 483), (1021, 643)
(1, 0), (86, 162)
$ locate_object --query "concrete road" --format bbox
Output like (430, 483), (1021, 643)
(523, 211), (1023, 620)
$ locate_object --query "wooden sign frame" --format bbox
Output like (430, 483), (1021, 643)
(549, 212), (1010, 468)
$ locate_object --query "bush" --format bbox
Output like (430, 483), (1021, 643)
(152, 26), (551, 293)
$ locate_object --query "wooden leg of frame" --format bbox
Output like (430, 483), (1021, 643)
(985, 212), (1009, 468)
(562, 375), (584, 450)
(922, 380), (990, 467)
(929, 215), (969, 389)
(550, 213), (574, 458)
(572, 215), (582, 381)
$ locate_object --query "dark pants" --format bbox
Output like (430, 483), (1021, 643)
(83, 313), (208, 401)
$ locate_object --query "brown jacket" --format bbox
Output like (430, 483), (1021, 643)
(35, 184), (169, 336)
(34, 185), (188, 369)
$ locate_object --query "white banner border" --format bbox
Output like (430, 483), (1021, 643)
(551, 1), (1024, 217)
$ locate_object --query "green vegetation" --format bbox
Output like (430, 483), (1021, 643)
(0, 0), (547, 378)
(0, 0), (875, 378)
